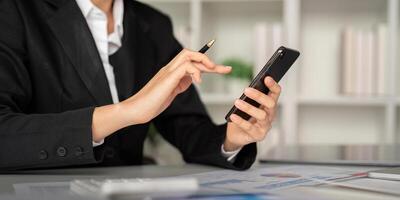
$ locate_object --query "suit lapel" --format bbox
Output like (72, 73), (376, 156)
(111, 0), (152, 100)
(45, 0), (113, 105)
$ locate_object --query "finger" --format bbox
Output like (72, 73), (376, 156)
(264, 76), (281, 101)
(181, 49), (216, 69)
(174, 75), (193, 95)
(185, 62), (202, 83)
(260, 102), (277, 122)
(252, 116), (271, 140)
(230, 114), (256, 140)
(187, 51), (232, 73)
(168, 49), (200, 70)
(193, 63), (232, 74)
(244, 87), (276, 109)
(213, 64), (232, 74)
(231, 114), (267, 141)
(255, 123), (271, 140)
(255, 105), (271, 125)
(234, 99), (267, 121)
(266, 106), (276, 122)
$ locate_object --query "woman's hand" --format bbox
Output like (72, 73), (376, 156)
(223, 77), (281, 152)
(124, 49), (231, 124)
(92, 49), (231, 142)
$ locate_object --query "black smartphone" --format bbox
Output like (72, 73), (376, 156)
(225, 46), (300, 122)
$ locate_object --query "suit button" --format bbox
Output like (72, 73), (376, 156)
(57, 147), (67, 157)
(74, 147), (84, 157)
(39, 150), (48, 160)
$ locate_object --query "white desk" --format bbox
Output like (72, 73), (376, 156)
(0, 163), (398, 200)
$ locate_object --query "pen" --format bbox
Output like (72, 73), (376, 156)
(198, 39), (216, 53)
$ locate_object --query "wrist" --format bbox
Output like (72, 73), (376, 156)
(224, 123), (244, 152)
(114, 102), (134, 127)
(92, 103), (129, 142)
(223, 139), (243, 152)
(120, 95), (151, 126)
(118, 99), (139, 126)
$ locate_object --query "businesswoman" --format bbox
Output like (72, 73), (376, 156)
(0, 0), (281, 170)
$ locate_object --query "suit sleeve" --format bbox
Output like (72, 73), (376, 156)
(0, 0), (97, 170)
(152, 15), (257, 170)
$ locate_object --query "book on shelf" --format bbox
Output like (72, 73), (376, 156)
(340, 24), (387, 97)
(354, 29), (364, 96)
(341, 27), (355, 95)
(376, 24), (387, 96)
(365, 30), (375, 96)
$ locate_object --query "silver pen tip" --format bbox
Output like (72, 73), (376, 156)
(207, 39), (216, 47)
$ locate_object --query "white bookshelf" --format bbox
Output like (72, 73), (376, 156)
(142, 0), (399, 145)
(298, 96), (388, 106)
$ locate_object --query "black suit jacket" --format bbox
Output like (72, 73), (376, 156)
(0, 0), (256, 170)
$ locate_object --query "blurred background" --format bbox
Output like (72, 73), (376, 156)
(139, 0), (399, 165)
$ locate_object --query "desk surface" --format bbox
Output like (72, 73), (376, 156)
(0, 164), (218, 194)
(0, 163), (398, 200)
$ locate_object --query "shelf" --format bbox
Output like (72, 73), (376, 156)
(298, 105), (384, 144)
(145, 0), (190, 3)
(143, 1), (191, 26)
(146, 0), (281, 2)
(140, 0), (399, 145)
(298, 96), (389, 106)
(200, 93), (287, 106)
(202, 0), (281, 2)
(201, 0), (283, 63)
(397, 108), (400, 139)
(300, 0), (387, 98)
(201, 94), (392, 106)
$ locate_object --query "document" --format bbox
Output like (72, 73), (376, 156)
(182, 165), (370, 194)
(326, 178), (400, 196)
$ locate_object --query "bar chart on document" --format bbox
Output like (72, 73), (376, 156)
(182, 165), (373, 194)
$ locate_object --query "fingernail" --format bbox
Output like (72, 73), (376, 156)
(266, 77), (274, 85)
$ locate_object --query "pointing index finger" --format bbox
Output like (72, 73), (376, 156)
(187, 51), (216, 69)
(193, 63), (232, 74)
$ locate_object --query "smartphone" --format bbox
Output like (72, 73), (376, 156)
(225, 46), (300, 122)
